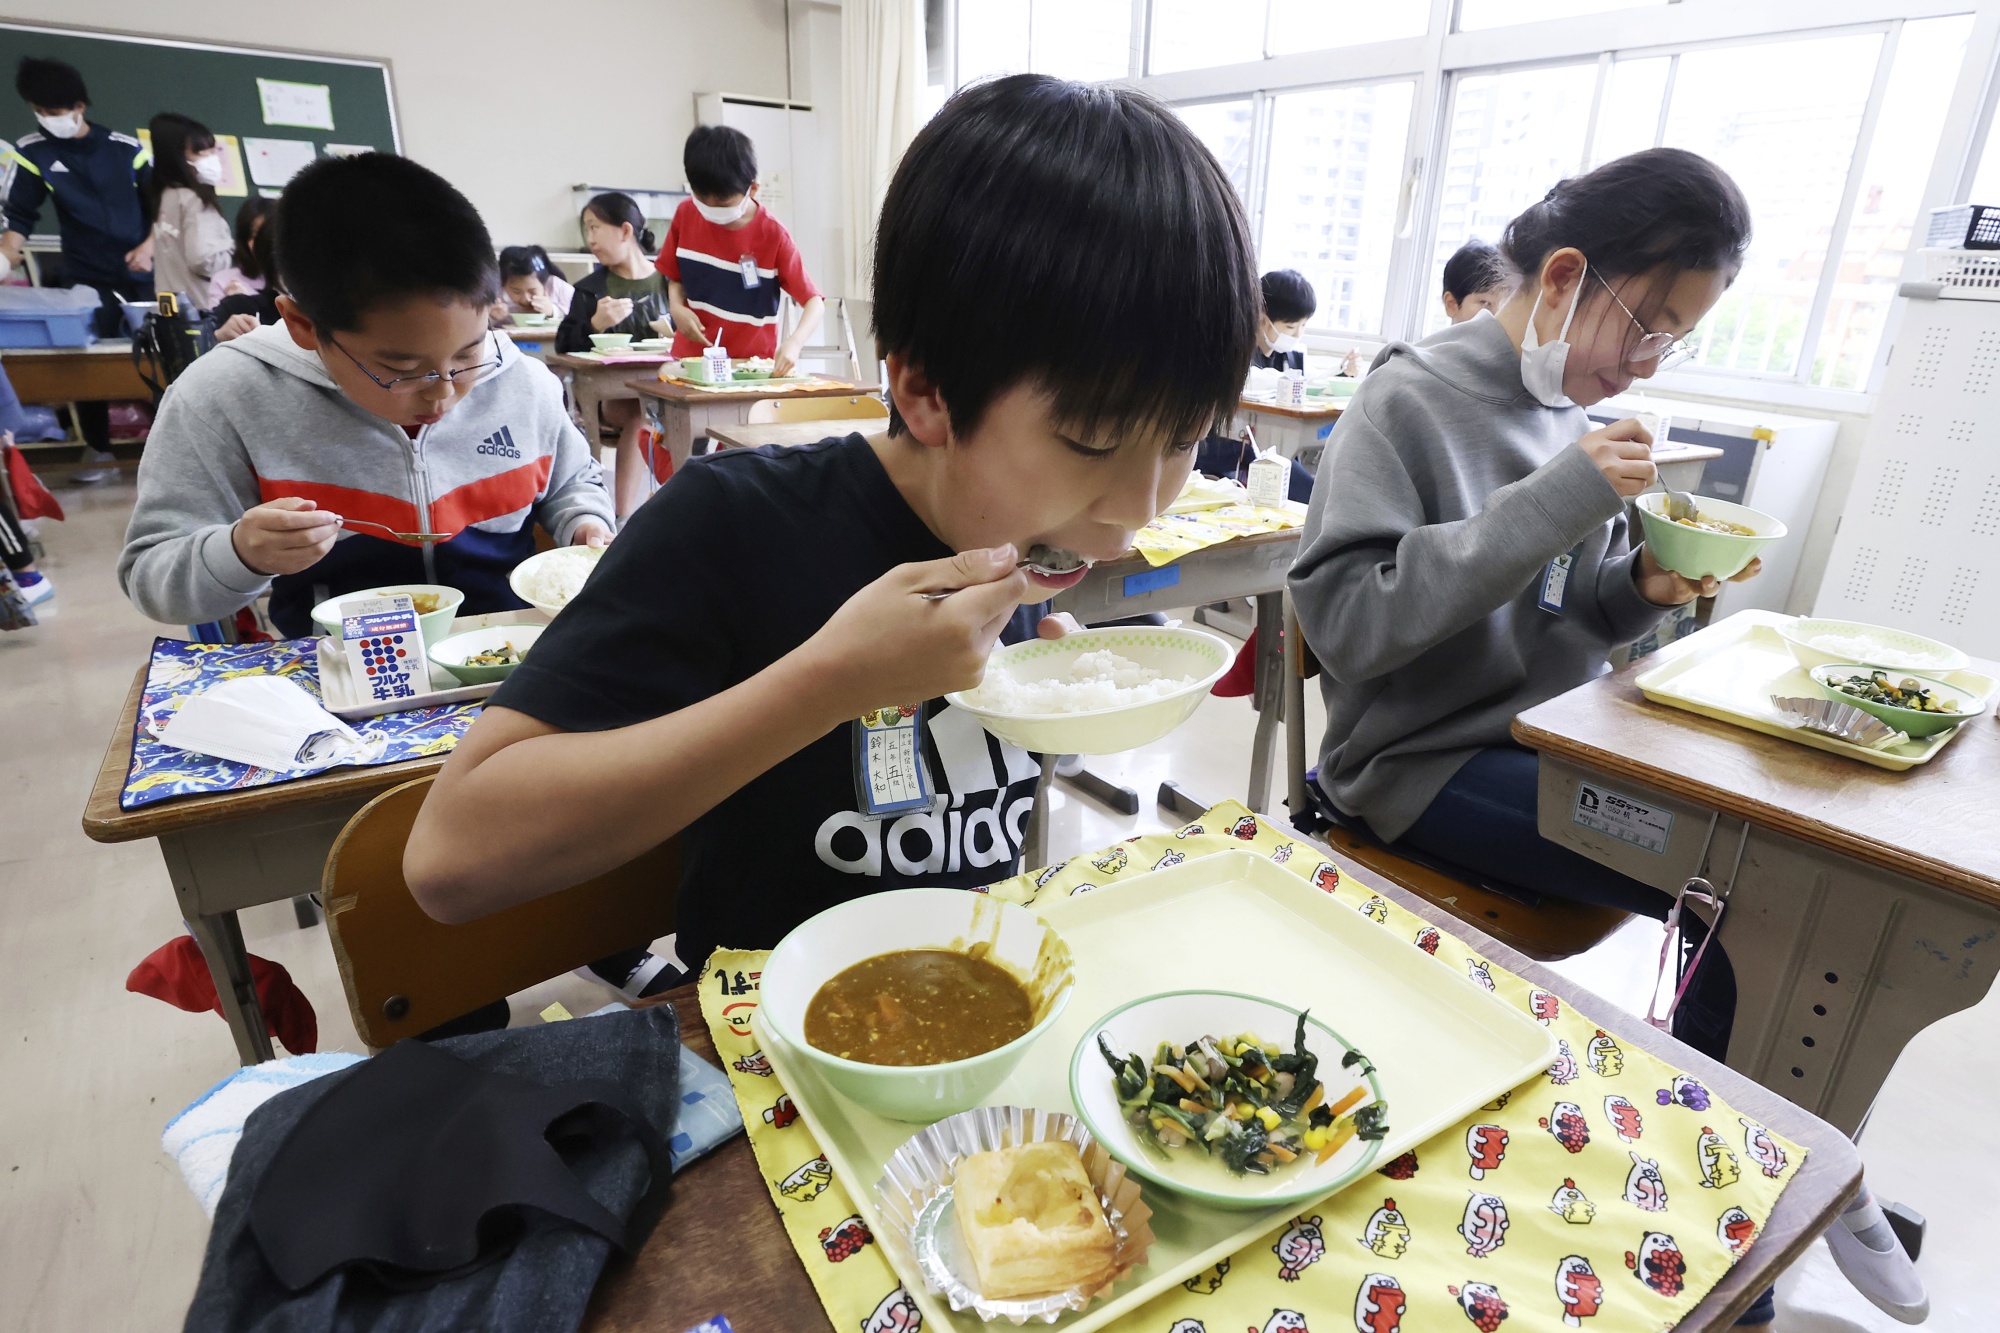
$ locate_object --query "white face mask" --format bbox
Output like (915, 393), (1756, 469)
(35, 110), (85, 139)
(1270, 332), (1303, 355)
(692, 195), (749, 225)
(1519, 266), (1587, 408)
(193, 153), (226, 186)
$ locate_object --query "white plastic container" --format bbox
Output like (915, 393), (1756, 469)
(700, 345), (731, 384)
(1246, 450), (1290, 508)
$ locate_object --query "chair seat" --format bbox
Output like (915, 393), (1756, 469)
(1321, 825), (1630, 963)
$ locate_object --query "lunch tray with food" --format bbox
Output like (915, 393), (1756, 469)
(313, 637), (497, 721)
(754, 849), (1557, 1332)
(1633, 610), (1994, 771)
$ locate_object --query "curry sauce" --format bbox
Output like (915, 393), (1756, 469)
(805, 948), (1034, 1065)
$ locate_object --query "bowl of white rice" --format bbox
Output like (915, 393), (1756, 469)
(1778, 617), (1969, 674)
(509, 544), (608, 616)
(946, 627), (1233, 755)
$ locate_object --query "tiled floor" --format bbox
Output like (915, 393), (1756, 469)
(2, 479), (1991, 1330)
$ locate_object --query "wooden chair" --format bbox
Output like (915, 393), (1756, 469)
(322, 778), (680, 1048)
(745, 395), (889, 425)
(1284, 607), (1628, 962)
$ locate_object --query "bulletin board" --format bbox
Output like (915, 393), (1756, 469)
(0, 21), (399, 234)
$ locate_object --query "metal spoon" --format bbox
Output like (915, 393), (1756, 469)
(339, 516), (452, 543)
(1661, 487), (1701, 523)
(919, 545), (1089, 600)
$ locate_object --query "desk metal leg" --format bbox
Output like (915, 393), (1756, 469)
(1024, 755), (1058, 871)
(179, 901), (273, 1065)
(1284, 603), (1310, 822)
(1245, 591), (1286, 813)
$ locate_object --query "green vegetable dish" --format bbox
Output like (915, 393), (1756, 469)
(465, 641), (526, 667)
(1827, 669), (1959, 714)
(1097, 1013), (1386, 1176)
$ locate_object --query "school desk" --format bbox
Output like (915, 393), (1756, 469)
(547, 353), (677, 457)
(1512, 610), (2000, 1140)
(502, 324), (561, 359)
(631, 376), (875, 479)
(82, 611), (546, 1065)
(0, 340), (148, 404)
(582, 824), (1863, 1333)
(705, 418), (886, 451)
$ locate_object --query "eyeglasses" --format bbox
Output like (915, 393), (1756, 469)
(326, 332), (502, 394)
(1595, 271), (1698, 370)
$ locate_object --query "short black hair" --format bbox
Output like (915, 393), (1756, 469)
(1261, 270), (1316, 324)
(1442, 239), (1507, 301)
(684, 125), (757, 199)
(16, 57), (86, 110)
(231, 197), (279, 282)
(498, 245), (558, 282)
(873, 74), (1258, 447)
(1502, 148), (1751, 285)
(146, 112), (218, 219)
(275, 153), (498, 333)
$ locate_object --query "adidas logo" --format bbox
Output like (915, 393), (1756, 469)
(475, 424), (520, 458)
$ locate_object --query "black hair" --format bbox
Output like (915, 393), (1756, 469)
(16, 57), (86, 110)
(498, 245), (559, 284)
(275, 153), (498, 332)
(684, 124), (757, 199)
(231, 197), (279, 282)
(873, 74), (1258, 447)
(580, 192), (657, 255)
(146, 112), (219, 219)
(1261, 269), (1316, 324)
(1442, 239), (1507, 301)
(1501, 148), (1751, 288)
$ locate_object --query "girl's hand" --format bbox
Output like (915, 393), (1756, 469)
(528, 289), (555, 316)
(674, 308), (712, 346)
(489, 299), (510, 325)
(1579, 419), (1657, 497)
(214, 313), (258, 342)
(796, 546), (1030, 714)
(649, 316), (677, 340)
(773, 337), (804, 378)
(1636, 546), (1762, 605)
(591, 297), (634, 332)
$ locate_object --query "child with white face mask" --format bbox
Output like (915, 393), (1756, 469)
(145, 112), (236, 311)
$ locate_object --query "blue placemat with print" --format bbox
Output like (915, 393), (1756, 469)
(121, 636), (481, 810)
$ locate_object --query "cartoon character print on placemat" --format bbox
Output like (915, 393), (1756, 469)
(1359, 1199), (1411, 1259)
(1272, 1215), (1325, 1281)
(1355, 1272), (1407, 1332)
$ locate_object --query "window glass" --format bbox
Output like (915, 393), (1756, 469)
(1031, 0), (1132, 81)
(1262, 82), (1415, 333)
(1664, 33), (1880, 378)
(1969, 95), (2000, 203)
(1427, 62), (1598, 331)
(1268, 0), (1427, 51)
(1586, 55), (1669, 169)
(1176, 99), (1257, 203)
(958, 0), (1030, 85)
(1459, 0), (1663, 31)
(1811, 16), (1975, 390)
(1150, 0), (1266, 75)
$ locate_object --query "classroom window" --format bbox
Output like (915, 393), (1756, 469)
(1268, 0), (1428, 51)
(1584, 56), (1670, 170)
(957, 0), (1030, 84)
(1030, 0), (1132, 81)
(1458, 0), (1664, 31)
(1174, 100), (1257, 203)
(1263, 81), (1415, 335)
(1150, 0), (1265, 74)
(1148, 0), (1428, 73)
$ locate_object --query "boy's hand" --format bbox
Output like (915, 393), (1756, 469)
(673, 308), (712, 346)
(1636, 546), (1762, 605)
(569, 520), (612, 548)
(125, 236), (154, 273)
(214, 313), (258, 343)
(1579, 419), (1656, 497)
(799, 546), (1029, 714)
(232, 497), (340, 576)
(592, 297), (634, 332)
(774, 337), (804, 378)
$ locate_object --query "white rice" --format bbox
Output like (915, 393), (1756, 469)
(1804, 630), (1956, 672)
(969, 649), (1197, 714)
(516, 549), (598, 609)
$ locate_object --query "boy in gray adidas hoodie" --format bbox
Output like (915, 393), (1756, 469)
(119, 153), (612, 639)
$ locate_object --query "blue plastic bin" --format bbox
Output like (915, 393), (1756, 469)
(0, 308), (95, 348)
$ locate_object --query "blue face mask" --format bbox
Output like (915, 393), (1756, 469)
(1519, 264), (1587, 408)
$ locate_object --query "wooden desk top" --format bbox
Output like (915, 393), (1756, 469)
(634, 376), (875, 406)
(502, 324), (560, 341)
(587, 824), (1859, 1332)
(707, 419), (887, 450)
(1513, 631), (2000, 908)
(0, 339), (134, 358)
(547, 353), (675, 372)
(1240, 394), (1344, 420)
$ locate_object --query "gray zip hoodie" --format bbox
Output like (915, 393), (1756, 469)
(119, 320), (613, 633)
(1289, 312), (1669, 842)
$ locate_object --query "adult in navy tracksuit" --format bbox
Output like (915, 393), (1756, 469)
(1, 57), (154, 452)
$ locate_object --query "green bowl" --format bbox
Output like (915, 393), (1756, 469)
(310, 584), (463, 647)
(589, 333), (632, 351)
(429, 623), (545, 685)
(1809, 663), (1986, 738)
(1634, 492), (1786, 581)
(511, 312), (553, 327)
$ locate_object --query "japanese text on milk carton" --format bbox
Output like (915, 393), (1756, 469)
(339, 595), (431, 704)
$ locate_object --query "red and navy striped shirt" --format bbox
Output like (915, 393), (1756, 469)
(656, 198), (820, 359)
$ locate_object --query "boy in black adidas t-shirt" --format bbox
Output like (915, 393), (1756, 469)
(405, 75), (1260, 976)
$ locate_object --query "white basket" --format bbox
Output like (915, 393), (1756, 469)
(1913, 248), (2000, 300)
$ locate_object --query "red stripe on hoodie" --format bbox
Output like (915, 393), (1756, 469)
(430, 456), (554, 535)
(256, 477), (427, 545)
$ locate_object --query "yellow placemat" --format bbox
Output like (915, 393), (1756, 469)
(699, 802), (1804, 1332)
(1130, 503), (1307, 568)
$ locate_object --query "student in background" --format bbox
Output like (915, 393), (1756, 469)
(1194, 269), (1316, 501)
(211, 207), (280, 342)
(662, 125), (823, 376)
(145, 113), (233, 310)
(490, 245), (574, 326)
(1441, 238), (1511, 323)
(556, 192), (670, 521)
(207, 196), (276, 309)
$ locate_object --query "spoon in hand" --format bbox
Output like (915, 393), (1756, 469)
(920, 545), (1089, 600)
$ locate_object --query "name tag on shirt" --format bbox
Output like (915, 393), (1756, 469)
(1538, 545), (1581, 615)
(739, 255), (760, 289)
(852, 705), (936, 818)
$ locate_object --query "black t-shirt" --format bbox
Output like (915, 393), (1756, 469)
(491, 434), (1046, 973)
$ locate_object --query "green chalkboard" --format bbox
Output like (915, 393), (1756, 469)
(0, 21), (398, 232)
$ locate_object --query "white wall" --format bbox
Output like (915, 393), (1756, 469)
(3, 1), (796, 247)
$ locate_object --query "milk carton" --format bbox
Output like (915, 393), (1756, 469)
(339, 594), (431, 704)
(1246, 448), (1290, 509)
(700, 346), (732, 385)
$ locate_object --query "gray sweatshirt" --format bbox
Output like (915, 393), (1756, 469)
(1289, 312), (1668, 842)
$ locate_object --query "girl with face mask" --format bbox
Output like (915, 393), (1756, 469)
(145, 112), (235, 311)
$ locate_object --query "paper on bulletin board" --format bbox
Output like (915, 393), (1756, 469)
(322, 144), (374, 159)
(257, 78), (334, 131)
(134, 129), (249, 198)
(243, 137), (317, 188)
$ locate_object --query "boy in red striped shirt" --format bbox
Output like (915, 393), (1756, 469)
(661, 126), (824, 376)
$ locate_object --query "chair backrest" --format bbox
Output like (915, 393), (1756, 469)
(746, 395), (891, 425)
(323, 778), (679, 1047)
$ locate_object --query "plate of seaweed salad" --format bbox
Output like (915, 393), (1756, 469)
(1069, 989), (1388, 1209)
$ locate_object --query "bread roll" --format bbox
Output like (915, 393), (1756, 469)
(953, 1141), (1117, 1299)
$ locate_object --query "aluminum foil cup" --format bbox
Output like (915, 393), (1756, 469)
(874, 1105), (1154, 1324)
(1770, 694), (1909, 749)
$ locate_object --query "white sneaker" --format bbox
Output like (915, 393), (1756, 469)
(1826, 1196), (1930, 1324)
(17, 575), (54, 618)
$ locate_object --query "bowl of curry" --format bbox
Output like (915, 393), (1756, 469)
(760, 889), (1075, 1122)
